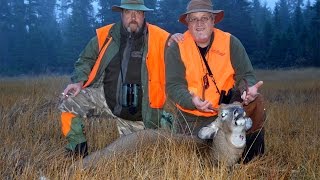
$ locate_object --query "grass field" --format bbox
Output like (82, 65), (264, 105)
(0, 69), (319, 179)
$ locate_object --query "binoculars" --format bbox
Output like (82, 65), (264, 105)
(122, 83), (139, 108)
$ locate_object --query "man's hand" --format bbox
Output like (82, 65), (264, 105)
(241, 81), (263, 105)
(62, 81), (84, 98)
(167, 33), (184, 46)
(190, 91), (214, 113)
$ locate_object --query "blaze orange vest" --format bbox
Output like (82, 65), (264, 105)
(177, 28), (235, 117)
(83, 23), (169, 108)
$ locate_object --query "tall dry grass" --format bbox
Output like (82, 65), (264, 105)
(0, 69), (319, 179)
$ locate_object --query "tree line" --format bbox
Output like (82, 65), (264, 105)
(0, 0), (319, 76)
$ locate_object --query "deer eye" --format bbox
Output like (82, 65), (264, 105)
(233, 107), (245, 120)
(221, 111), (227, 118)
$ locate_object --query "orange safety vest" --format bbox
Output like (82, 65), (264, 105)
(83, 23), (169, 108)
(177, 28), (235, 117)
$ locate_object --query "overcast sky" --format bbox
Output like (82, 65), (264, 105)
(265, 0), (277, 9)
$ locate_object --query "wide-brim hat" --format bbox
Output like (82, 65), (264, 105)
(112, 0), (153, 12)
(179, 0), (224, 25)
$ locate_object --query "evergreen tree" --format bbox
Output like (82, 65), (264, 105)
(251, 0), (266, 34)
(58, 0), (71, 31)
(1, 0), (319, 75)
(19, 0), (61, 74)
(38, 0), (62, 73)
(269, 0), (291, 67)
(7, 0), (28, 75)
(0, 0), (11, 70)
(250, 0), (273, 67)
(24, 0), (44, 73)
(254, 19), (273, 68)
(154, 0), (188, 33)
(292, 0), (306, 65)
(143, 0), (157, 23)
(309, 0), (320, 66)
(97, 0), (119, 26)
(215, 0), (257, 54)
(303, 0), (314, 28)
(292, 0), (304, 34)
(268, 33), (286, 67)
(273, 4), (282, 34)
(275, 0), (291, 32)
(283, 25), (297, 67)
(62, 0), (95, 73)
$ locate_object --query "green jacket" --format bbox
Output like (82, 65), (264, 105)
(165, 31), (257, 116)
(71, 22), (169, 129)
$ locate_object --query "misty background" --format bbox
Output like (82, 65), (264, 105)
(0, 0), (319, 76)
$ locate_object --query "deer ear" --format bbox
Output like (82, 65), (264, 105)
(198, 122), (219, 140)
(245, 117), (253, 131)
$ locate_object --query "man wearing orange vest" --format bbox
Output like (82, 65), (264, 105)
(58, 0), (171, 157)
(165, 0), (266, 163)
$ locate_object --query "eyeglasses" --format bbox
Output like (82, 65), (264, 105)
(188, 16), (212, 24)
(123, 9), (144, 16)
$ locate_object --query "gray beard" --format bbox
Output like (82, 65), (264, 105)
(127, 26), (140, 33)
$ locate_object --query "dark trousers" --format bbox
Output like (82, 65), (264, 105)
(242, 129), (265, 163)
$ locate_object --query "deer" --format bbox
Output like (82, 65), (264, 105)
(71, 102), (252, 169)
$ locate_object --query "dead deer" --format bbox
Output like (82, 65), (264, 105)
(72, 102), (252, 169)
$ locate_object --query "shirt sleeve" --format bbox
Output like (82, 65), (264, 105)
(165, 42), (196, 110)
(230, 35), (257, 93)
(71, 37), (99, 83)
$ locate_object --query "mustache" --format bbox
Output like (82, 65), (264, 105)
(127, 21), (140, 33)
(129, 21), (138, 25)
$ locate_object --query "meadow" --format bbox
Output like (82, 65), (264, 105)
(0, 68), (319, 179)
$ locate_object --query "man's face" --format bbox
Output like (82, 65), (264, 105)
(187, 12), (215, 47)
(121, 9), (145, 33)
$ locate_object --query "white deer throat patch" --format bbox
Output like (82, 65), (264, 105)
(230, 132), (246, 148)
